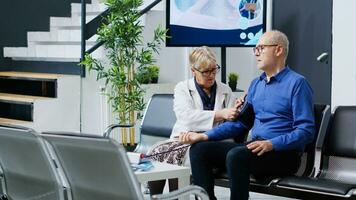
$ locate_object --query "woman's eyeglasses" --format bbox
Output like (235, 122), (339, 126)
(195, 64), (221, 77)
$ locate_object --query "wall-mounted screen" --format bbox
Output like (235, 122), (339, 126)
(166, 0), (267, 47)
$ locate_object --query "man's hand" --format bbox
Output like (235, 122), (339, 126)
(246, 140), (273, 156)
(235, 94), (247, 113)
(179, 131), (208, 144)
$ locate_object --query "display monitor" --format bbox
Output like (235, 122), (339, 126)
(166, 0), (267, 47)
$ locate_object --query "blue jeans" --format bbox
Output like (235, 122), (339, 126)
(189, 141), (301, 200)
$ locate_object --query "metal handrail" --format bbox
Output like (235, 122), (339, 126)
(80, 0), (163, 75)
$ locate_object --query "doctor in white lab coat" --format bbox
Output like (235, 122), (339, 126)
(148, 46), (239, 195)
(170, 76), (235, 138)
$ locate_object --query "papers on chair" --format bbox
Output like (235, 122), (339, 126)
(127, 152), (141, 164)
(127, 152), (154, 172)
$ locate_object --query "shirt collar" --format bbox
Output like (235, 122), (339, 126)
(259, 66), (290, 83)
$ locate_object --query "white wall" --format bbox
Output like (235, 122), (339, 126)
(143, 10), (188, 83)
(332, 0), (356, 109)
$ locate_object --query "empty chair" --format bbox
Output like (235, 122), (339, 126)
(136, 94), (176, 154)
(277, 106), (356, 199)
(103, 94), (176, 154)
(41, 132), (208, 200)
(0, 125), (69, 200)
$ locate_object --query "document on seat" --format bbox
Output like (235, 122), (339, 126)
(127, 152), (154, 172)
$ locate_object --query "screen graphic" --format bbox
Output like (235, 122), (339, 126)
(166, 0), (266, 47)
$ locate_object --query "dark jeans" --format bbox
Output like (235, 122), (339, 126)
(189, 141), (301, 200)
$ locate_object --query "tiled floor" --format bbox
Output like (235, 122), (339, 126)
(214, 186), (299, 200)
(143, 184), (299, 200)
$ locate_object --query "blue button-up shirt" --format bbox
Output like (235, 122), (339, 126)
(206, 67), (315, 151)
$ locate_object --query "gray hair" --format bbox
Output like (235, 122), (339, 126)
(268, 30), (289, 60)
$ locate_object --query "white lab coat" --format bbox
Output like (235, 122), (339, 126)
(170, 78), (235, 139)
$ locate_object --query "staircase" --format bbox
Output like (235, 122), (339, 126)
(3, 1), (107, 62)
(1, 0), (165, 133)
(0, 71), (80, 132)
(1, 0), (105, 131)
(2, 0), (163, 62)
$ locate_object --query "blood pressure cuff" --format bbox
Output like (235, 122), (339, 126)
(233, 102), (255, 143)
(237, 102), (255, 130)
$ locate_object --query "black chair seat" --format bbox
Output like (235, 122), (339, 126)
(214, 171), (276, 186)
(278, 177), (356, 195)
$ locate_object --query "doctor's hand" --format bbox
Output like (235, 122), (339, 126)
(179, 131), (208, 144)
(217, 108), (239, 121)
(246, 140), (273, 156)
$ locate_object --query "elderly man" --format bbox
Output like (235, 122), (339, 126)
(179, 30), (315, 200)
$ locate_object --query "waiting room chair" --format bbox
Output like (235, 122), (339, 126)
(0, 125), (69, 200)
(135, 94), (176, 154)
(0, 164), (5, 198)
(276, 106), (356, 199)
(41, 132), (208, 200)
(103, 94), (176, 154)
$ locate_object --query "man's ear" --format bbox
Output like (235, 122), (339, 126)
(275, 46), (284, 57)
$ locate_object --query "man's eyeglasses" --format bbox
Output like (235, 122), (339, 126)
(194, 64), (221, 77)
(253, 44), (278, 55)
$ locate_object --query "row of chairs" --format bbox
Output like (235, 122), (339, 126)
(242, 105), (356, 200)
(0, 124), (208, 200)
(134, 94), (356, 200)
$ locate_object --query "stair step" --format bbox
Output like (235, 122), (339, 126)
(0, 93), (55, 122)
(5, 44), (96, 57)
(50, 16), (97, 27)
(71, 3), (108, 15)
(0, 94), (35, 121)
(0, 71), (61, 80)
(0, 117), (31, 125)
(0, 93), (51, 103)
(28, 31), (98, 43)
(51, 15), (145, 30)
(11, 57), (80, 62)
(0, 72), (59, 98)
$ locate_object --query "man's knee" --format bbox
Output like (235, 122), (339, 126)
(189, 142), (209, 162)
(226, 146), (250, 166)
(190, 141), (223, 165)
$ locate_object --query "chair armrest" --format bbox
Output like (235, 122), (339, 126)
(151, 185), (209, 200)
(0, 124), (34, 132)
(0, 166), (7, 199)
(103, 124), (133, 138)
(315, 105), (331, 150)
(313, 105), (331, 177)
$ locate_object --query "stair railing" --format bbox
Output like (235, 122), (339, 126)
(80, 0), (163, 77)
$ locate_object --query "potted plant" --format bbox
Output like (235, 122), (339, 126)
(148, 65), (159, 83)
(137, 65), (160, 84)
(228, 72), (239, 91)
(81, 0), (166, 147)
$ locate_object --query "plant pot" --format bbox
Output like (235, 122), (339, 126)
(228, 81), (237, 91)
(124, 143), (138, 152)
(106, 123), (138, 150)
(151, 77), (158, 83)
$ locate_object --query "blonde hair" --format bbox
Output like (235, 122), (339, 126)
(189, 46), (216, 71)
